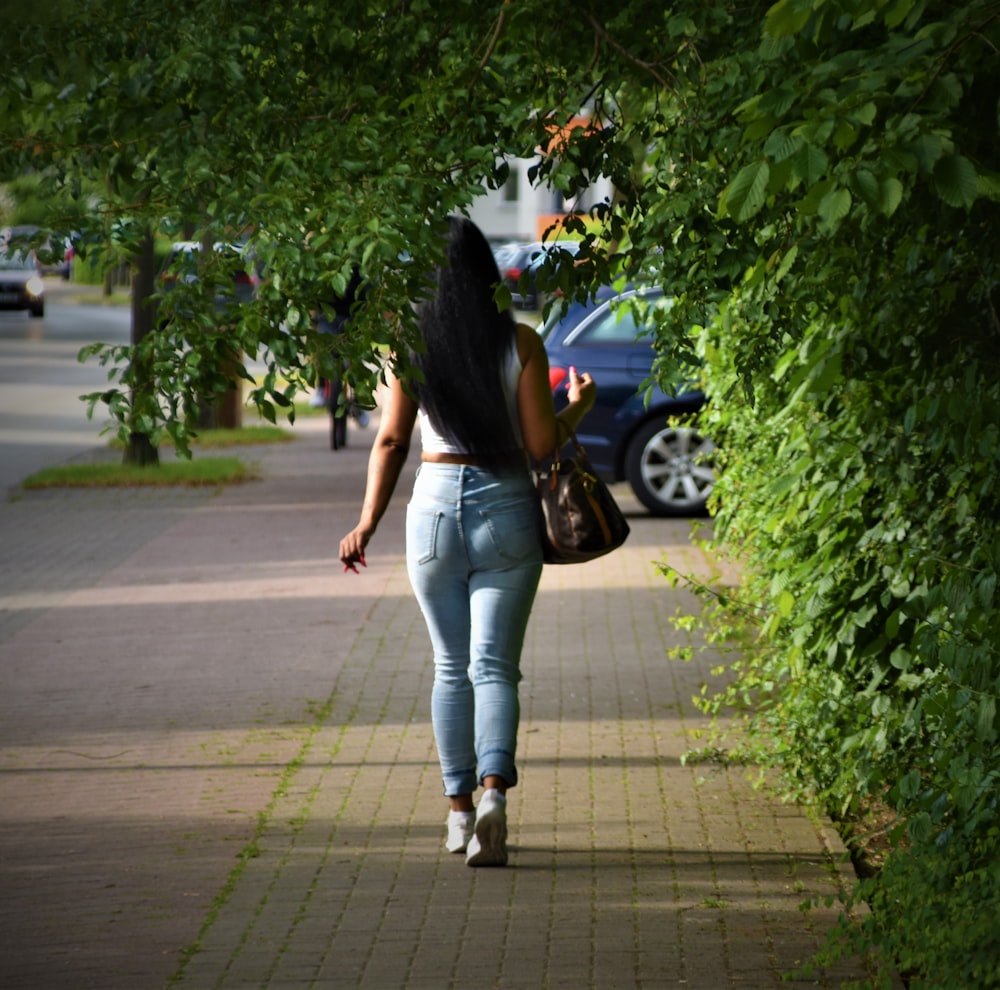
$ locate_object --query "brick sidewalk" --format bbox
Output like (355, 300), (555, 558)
(0, 417), (889, 988)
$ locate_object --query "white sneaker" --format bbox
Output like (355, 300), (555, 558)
(445, 811), (475, 854)
(466, 789), (508, 867)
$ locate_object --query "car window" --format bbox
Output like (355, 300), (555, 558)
(570, 293), (670, 345)
(537, 299), (591, 342)
(529, 241), (579, 268)
(0, 251), (37, 270)
(493, 244), (519, 267)
(573, 307), (649, 345)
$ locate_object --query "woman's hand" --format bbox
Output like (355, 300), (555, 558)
(339, 527), (372, 573)
(566, 366), (596, 412)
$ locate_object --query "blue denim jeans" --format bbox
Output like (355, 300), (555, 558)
(406, 463), (543, 797)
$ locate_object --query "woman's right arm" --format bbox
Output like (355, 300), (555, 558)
(516, 325), (595, 461)
(338, 369), (417, 572)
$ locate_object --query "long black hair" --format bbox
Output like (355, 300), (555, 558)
(410, 216), (519, 461)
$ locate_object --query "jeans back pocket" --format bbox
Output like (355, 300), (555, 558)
(407, 507), (444, 565)
(478, 499), (543, 564)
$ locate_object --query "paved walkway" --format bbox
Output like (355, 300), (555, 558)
(0, 414), (890, 989)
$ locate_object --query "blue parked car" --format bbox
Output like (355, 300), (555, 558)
(495, 239), (581, 310)
(538, 287), (715, 516)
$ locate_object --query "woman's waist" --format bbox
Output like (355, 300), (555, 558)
(421, 450), (528, 470)
(412, 460), (534, 500)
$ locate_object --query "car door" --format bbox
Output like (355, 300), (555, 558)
(551, 292), (662, 472)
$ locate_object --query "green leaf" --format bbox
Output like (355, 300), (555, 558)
(721, 160), (770, 222)
(774, 244), (799, 282)
(976, 697), (996, 742)
(977, 572), (997, 610)
(770, 473), (801, 498)
(908, 811), (933, 843)
(764, 0), (812, 37)
(764, 129), (802, 163)
(494, 283), (513, 312)
(977, 169), (1000, 202)
(933, 154), (978, 208)
(850, 168), (881, 210)
(818, 186), (852, 226)
(910, 132), (947, 172)
(758, 86), (798, 118)
(879, 176), (904, 216)
(849, 102), (877, 126)
(811, 345), (843, 392)
(898, 768), (921, 800)
(889, 646), (911, 671)
(791, 143), (829, 186)
(884, 0), (916, 29)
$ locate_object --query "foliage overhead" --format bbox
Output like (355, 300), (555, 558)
(4, 1), (999, 985)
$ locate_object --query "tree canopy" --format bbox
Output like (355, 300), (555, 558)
(4, 1), (999, 984)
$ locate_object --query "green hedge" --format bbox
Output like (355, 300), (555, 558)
(690, 240), (1000, 988)
(649, 4), (1000, 985)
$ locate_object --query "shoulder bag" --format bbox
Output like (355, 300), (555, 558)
(534, 431), (630, 564)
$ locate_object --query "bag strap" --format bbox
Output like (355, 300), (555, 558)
(541, 428), (593, 491)
(568, 430), (587, 459)
(550, 427), (587, 464)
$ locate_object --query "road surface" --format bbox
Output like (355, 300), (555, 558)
(0, 279), (130, 497)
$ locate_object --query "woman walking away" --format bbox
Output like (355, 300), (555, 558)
(339, 216), (595, 866)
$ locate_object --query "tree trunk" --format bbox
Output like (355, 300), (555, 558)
(194, 333), (243, 430)
(194, 231), (242, 430)
(123, 227), (160, 467)
(216, 361), (243, 429)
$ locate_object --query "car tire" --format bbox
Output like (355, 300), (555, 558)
(625, 419), (715, 517)
(29, 302), (44, 318)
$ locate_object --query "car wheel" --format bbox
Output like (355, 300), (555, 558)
(625, 419), (715, 516)
(29, 302), (44, 318)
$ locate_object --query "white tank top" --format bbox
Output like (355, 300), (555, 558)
(418, 338), (524, 454)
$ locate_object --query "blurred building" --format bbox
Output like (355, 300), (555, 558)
(468, 114), (614, 245)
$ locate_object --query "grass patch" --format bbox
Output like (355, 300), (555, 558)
(291, 400), (328, 419)
(21, 423), (296, 489)
(23, 456), (258, 490)
(73, 289), (131, 306)
(105, 423), (295, 450)
(168, 424), (295, 448)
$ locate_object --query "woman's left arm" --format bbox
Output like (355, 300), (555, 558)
(339, 370), (417, 572)
(516, 326), (595, 461)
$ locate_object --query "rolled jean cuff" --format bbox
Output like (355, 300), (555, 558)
(443, 771), (480, 798)
(477, 749), (518, 789)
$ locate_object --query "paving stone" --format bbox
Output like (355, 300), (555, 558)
(0, 418), (900, 989)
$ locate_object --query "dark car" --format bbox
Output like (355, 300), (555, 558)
(539, 287), (715, 516)
(496, 240), (580, 309)
(0, 250), (45, 318)
(158, 241), (259, 320)
(2, 225), (74, 281)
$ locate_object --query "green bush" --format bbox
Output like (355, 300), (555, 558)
(71, 251), (106, 286)
(691, 264), (1000, 987)
(651, 4), (1000, 984)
